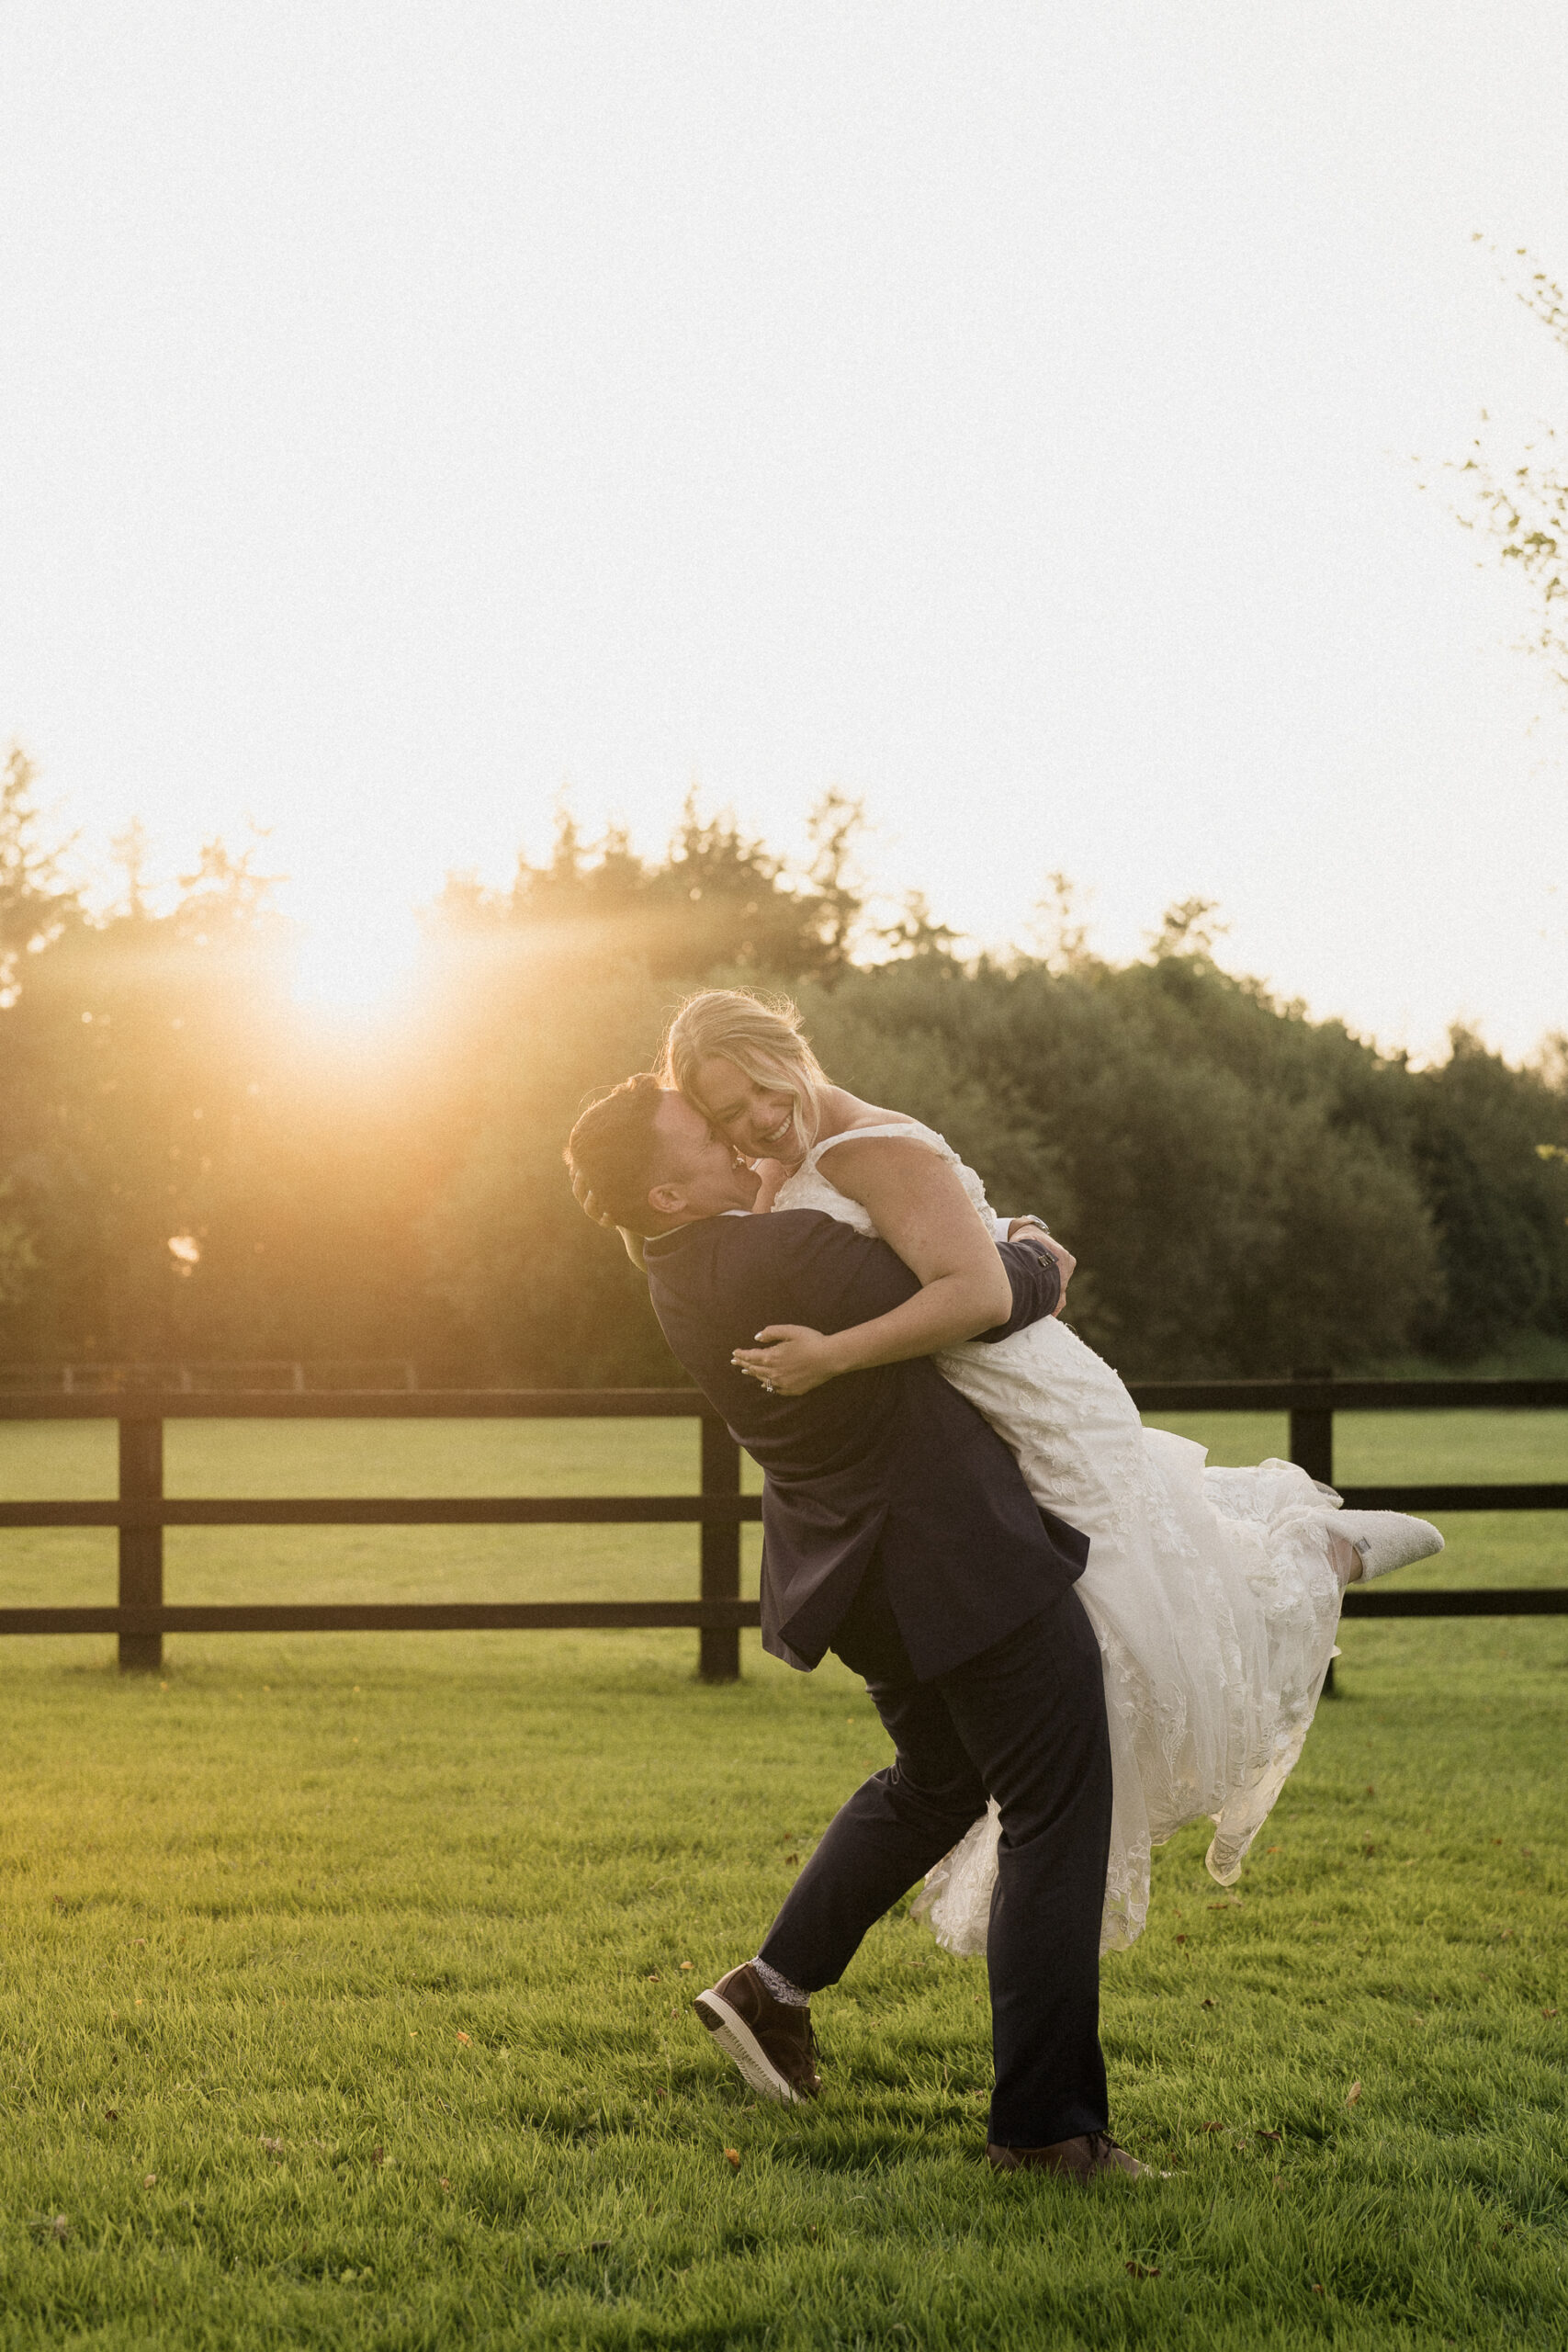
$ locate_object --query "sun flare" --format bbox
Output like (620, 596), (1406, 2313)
(290, 913), (421, 1017)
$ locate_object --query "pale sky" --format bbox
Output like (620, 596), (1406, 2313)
(3, 2), (1566, 1055)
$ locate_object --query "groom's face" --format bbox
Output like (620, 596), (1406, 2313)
(647, 1091), (761, 1226)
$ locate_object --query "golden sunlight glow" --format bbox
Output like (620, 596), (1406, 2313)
(290, 912), (422, 1017)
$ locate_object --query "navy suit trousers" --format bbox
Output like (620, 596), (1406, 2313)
(759, 1565), (1113, 2149)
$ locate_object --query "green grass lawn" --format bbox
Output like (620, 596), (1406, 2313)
(0, 1414), (1563, 2349)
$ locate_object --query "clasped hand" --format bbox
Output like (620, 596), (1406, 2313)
(731, 1326), (838, 1396)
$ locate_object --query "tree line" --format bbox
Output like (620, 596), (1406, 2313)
(2, 749), (1566, 1385)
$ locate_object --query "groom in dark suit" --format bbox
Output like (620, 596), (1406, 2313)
(566, 1075), (1137, 2181)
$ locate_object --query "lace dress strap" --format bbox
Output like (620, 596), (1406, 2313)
(773, 1115), (989, 1231)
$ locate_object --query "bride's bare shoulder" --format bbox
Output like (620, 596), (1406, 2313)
(817, 1087), (912, 1138)
(811, 1118), (964, 1219)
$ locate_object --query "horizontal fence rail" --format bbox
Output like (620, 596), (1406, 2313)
(0, 1498), (765, 1528)
(0, 1360), (421, 1396)
(0, 1379), (1563, 1678)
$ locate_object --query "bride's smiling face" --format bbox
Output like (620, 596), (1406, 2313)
(689, 1055), (803, 1164)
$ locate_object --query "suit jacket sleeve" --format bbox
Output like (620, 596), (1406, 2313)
(975, 1236), (1061, 1341)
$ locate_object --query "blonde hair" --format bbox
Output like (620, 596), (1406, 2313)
(659, 989), (829, 1154)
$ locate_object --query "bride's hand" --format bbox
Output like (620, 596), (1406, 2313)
(731, 1324), (840, 1396)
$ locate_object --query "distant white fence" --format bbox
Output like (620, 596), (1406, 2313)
(0, 1361), (421, 1395)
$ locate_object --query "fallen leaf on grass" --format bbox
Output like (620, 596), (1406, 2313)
(1125, 2261), (1160, 2278)
(51, 2217), (68, 2241)
(371, 2145), (385, 2168)
(679, 1962), (694, 1973)
(456, 2031), (471, 2045)
(1346, 2080), (1362, 2107)
(440, 2177), (452, 2192)
(784, 1853), (800, 1866)
(1175, 1934), (1188, 1945)
(1543, 2007), (1559, 2019)
(142, 2175), (156, 2189)
(1258, 2129), (1281, 2143)
(104, 2109), (118, 2123)
(1202, 2122), (1224, 2133)
(723, 2148), (741, 2169)
(261, 2137), (284, 2156)
(1312, 2283), (1325, 2295)
(1201, 1998), (1215, 2010)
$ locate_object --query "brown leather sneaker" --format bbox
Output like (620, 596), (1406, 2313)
(694, 1962), (821, 2103)
(987, 2132), (1145, 2182)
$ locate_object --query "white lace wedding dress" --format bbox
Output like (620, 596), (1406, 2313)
(773, 1121), (1346, 1958)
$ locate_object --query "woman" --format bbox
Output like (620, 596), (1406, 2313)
(647, 989), (1442, 1955)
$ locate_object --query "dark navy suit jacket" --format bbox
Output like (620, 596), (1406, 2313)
(642, 1208), (1089, 1679)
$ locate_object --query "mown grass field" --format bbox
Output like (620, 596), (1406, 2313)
(0, 1410), (1563, 2349)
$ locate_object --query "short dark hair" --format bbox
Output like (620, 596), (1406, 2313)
(564, 1073), (670, 1236)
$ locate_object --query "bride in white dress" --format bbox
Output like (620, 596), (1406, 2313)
(654, 989), (1442, 1960)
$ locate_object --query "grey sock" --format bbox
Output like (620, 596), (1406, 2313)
(752, 1957), (810, 2007)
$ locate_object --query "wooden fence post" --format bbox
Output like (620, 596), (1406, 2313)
(118, 1416), (164, 1675)
(699, 1415), (741, 1683)
(1288, 1369), (1335, 1489)
(1289, 1370), (1336, 1693)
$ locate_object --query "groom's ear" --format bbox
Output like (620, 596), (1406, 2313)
(647, 1180), (684, 1218)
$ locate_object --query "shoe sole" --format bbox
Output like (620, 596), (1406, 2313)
(693, 1988), (802, 2103)
(1355, 1516), (1445, 1582)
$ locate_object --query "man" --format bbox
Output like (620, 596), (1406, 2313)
(565, 1074), (1139, 2182)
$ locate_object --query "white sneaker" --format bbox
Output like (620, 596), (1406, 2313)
(1336, 1510), (1444, 1582)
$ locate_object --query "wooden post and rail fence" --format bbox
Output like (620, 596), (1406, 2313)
(0, 1378), (1564, 1680)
